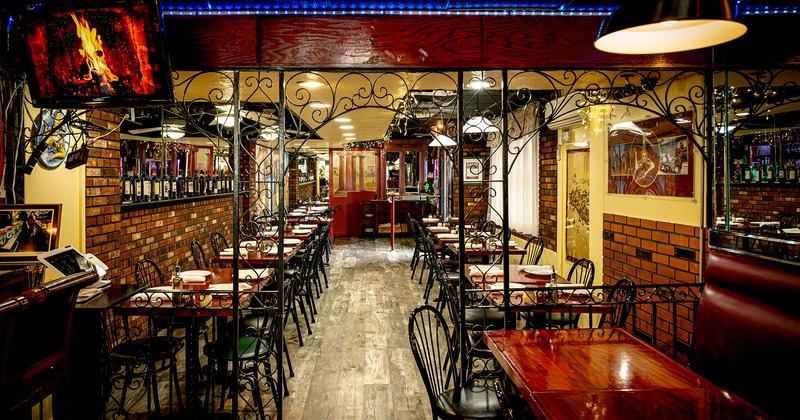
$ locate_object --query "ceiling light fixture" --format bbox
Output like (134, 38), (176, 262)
(334, 117), (351, 122)
(310, 103), (330, 109)
(594, 0), (748, 54)
(339, 125), (354, 130)
(428, 134), (456, 147)
(463, 116), (499, 134)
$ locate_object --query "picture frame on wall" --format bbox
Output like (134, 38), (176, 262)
(0, 204), (62, 259)
(463, 157), (484, 184)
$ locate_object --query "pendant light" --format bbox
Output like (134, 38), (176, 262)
(594, 0), (747, 54)
(428, 134), (456, 147)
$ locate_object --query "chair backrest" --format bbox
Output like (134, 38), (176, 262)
(597, 278), (636, 328)
(755, 226), (788, 258)
(779, 214), (796, 229)
(519, 236), (544, 265)
(408, 305), (459, 415)
(743, 212), (763, 223)
(0, 270), (97, 415)
(190, 240), (208, 269)
(134, 258), (164, 286)
(210, 232), (229, 256)
(567, 258), (594, 286)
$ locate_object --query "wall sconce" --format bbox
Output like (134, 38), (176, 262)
(594, 0), (747, 54)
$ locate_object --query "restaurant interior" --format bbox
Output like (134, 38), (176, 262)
(1, 0), (799, 419)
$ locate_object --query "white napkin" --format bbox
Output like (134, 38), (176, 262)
(292, 229), (312, 234)
(428, 226), (450, 233)
(310, 206), (328, 211)
(130, 287), (174, 302)
(180, 276), (207, 283)
(469, 265), (503, 277)
(519, 265), (554, 276)
(437, 233), (460, 239)
(238, 269), (270, 280)
(208, 283), (253, 292)
(298, 224), (317, 229)
(755, 221), (780, 227)
(220, 249), (248, 256)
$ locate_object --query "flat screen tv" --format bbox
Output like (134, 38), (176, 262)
(17, 0), (174, 109)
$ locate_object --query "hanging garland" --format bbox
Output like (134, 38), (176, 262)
(342, 139), (385, 150)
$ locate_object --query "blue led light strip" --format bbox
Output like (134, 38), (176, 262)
(161, 9), (616, 17)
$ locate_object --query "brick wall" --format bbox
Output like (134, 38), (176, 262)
(602, 213), (701, 359)
(727, 184), (799, 221)
(85, 111), (122, 272)
(118, 197), (234, 281)
(539, 128), (558, 250)
(85, 111), (235, 283)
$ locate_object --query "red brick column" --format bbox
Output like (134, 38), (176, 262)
(539, 129), (558, 250)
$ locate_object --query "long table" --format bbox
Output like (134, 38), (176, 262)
(115, 268), (275, 416)
(483, 328), (771, 419)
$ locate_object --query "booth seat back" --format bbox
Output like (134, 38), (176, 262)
(0, 270), (97, 416)
(692, 248), (800, 420)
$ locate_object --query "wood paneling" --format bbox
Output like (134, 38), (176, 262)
(164, 13), (800, 71)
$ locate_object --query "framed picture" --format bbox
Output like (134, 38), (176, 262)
(0, 204), (62, 259)
(463, 157), (484, 184)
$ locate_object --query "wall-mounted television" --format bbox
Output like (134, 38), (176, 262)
(17, 0), (174, 109)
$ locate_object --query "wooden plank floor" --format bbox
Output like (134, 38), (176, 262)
(114, 236), (433, 419)
(277, 236), (431, 420)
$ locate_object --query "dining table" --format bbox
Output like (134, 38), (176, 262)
(210, 240), (303, 267)
(483, 328), (771, 419)
(466, 264), (607, 328)
(115, 267), (275, 417)
(446, 241), (527, 263)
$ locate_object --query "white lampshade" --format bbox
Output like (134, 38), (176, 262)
(428, 134), (456, 147)
(594, 0), (747, 54)
(164, 130), (184, 140)
(463, 116), (499, 134)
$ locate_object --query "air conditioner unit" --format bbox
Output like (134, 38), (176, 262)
(544, 93), (587, 130)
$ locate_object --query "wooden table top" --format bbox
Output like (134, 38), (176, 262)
(118, 267), (275, 314)
(210, 245), (300, 266)
(446, 242), (527, 256)
(484, 328), (770, 419)
(75, 283), (148, 310)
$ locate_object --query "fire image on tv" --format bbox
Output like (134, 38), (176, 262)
(18, 0), (174, 108)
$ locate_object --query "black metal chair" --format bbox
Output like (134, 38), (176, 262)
(210, 232), (229, 256)
(203, 291), (282, 416)
(519, 235), (544, 265)
(191, 240), (209, 269)
(544, 258), (595, 329)
(105, 300), (184, 417)
(597, 278), (636, 328)
(408, 305), (503, 420)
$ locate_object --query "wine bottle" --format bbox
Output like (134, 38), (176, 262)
(198, 171), (206, 196)
(731, 163), (742, 184)
(133, 167), (143, 202)
(170, 171), (177, 199)
(187, 172), (195, 197)
(152, 169), (161, 201)
(142, 168), (151, 202)
(764, 162), (774, 183)
(776, 161), (786, 184)
(162, 169), (171, 199)
(122, 169), (133, 203)
(213, 171), (220, 194)
(788, 160), (798, 183)
(752, 163), (762, 183)
(743, 163), (752, 183)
